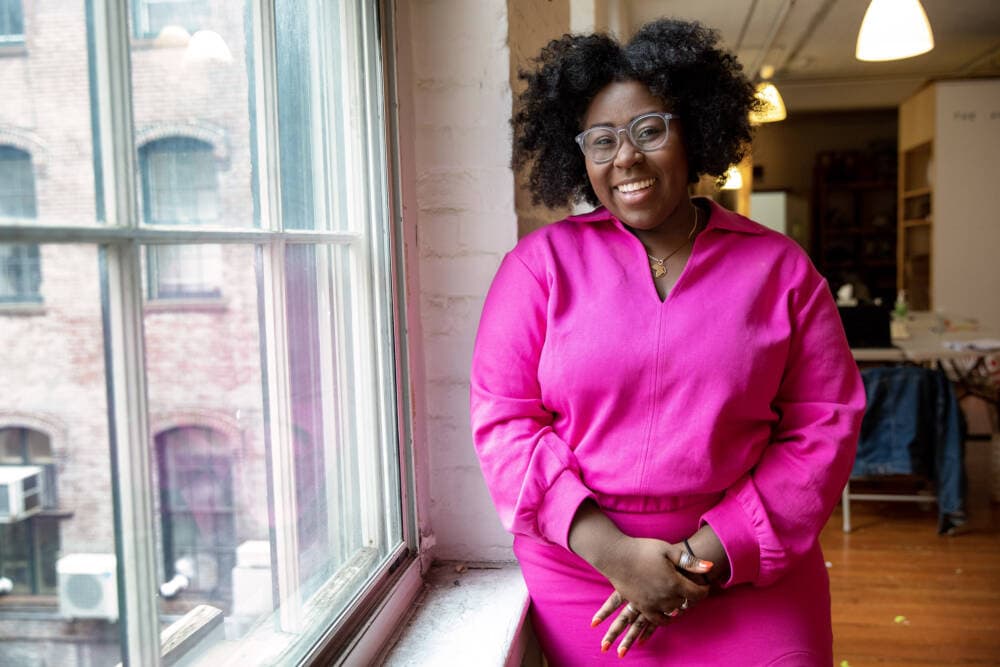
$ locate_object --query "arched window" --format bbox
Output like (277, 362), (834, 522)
(155, 426), (236, 602)
(0, 146), (41, 303)
(138, 137), (221, 299)
(0, 427), (59, 595)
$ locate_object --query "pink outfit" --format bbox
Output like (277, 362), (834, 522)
(470, 199), (865, 665)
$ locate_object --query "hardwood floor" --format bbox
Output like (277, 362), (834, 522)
(821, 500), (1000, 666)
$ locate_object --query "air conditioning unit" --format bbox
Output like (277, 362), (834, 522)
(58, 554), (119, 622)
(0, 465), (43, 523)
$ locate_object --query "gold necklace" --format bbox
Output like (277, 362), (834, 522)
(646, 207), (699, 279)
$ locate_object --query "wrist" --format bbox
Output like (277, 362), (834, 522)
(568, 501), (630, 576)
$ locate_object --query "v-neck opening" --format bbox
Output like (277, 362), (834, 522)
(612, 201), (709, 305)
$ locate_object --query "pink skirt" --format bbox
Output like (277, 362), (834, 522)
(513, 494), (833, 666)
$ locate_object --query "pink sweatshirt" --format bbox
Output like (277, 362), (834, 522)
(470, 199), (865, 588)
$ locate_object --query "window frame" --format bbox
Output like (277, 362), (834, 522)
(0, 0), (416, 664)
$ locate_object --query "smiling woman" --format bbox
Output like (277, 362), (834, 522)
(472, 17), (866, 665)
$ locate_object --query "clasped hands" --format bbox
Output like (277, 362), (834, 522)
(589, 537), (713, 658)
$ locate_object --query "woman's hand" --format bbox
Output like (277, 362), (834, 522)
(590, 538), (713, 656)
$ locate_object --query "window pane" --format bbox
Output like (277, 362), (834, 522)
(131, 2), (254, 231)
(135, 0), (210, 39)
(0, 244), (122, 665)
(281, 242), (403, 659)
(2, 5), (99, 228)
(142, 243), (269, 627)
(275, 0), (369, 233)
(0, 244), (41, 303)
(0, 0), (24, 42)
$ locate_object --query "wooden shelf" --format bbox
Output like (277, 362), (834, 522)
(902, 186), (932, 198)
(902, 218), (932, 228)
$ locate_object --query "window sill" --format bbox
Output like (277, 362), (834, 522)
(143, 297), (228, 313)
(0, 302), (45, 316)
(382, 560), (536, 667)
(0, 43), (26, 58)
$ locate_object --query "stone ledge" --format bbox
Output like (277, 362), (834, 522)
(382, 560), (537, 667)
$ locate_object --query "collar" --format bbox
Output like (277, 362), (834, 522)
(565, 197), (766, 235)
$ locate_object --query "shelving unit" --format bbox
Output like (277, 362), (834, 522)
(897, 87), (934, 310)
(812, 148), (897, 303)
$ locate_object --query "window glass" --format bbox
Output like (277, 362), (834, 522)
(0, 149), (40, 303)
(0, 0), (404, 664)
(0, 147), (36, 219)
(0, 0), (24, 43)
(133, 0), (209, 39)
(139, 138), (219, 225)
(0, 246), (121, 664)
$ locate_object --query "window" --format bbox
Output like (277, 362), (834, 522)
(139, 137), (222, 299)
(0, 1), (410, 665)
(0, 0), (23, 43)
(133, 0), (208, 39)
(155, 427), (236, 602)
(0, 427), (60, 596)
(0, 146), (41, 303)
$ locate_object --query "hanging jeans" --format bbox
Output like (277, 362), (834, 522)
(852, 365), (966, 533)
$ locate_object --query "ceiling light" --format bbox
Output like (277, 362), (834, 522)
(750, 68), (787, 124)
(856, 0), (934, 62)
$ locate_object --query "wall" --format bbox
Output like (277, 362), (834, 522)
(401, 0), (519, 560)
(933, 79), (1000, 329)
(751, 110), (897, 196)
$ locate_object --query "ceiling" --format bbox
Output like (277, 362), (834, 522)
(626, 0), (1000, 113)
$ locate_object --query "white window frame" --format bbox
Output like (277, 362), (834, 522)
(0, 0), (417, 664)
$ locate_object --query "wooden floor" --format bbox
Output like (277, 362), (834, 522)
(821, 500), (1000, 666)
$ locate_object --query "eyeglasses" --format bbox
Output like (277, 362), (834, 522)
(574, 112), (677, 164)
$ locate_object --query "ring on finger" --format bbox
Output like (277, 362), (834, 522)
(678, 551), (695, 569)
(625, 603), (638, 616)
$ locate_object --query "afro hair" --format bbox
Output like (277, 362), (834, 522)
(512, 18), (760, 209)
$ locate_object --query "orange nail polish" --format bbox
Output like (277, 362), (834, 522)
(601, 640), (611, 653)
(699, 560), (714, 569)
(591, 617), (601, 628)
(618, 646), (628, 658)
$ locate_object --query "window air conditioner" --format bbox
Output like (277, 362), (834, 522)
(0, 465), (43, 523)
(58, 554), (119, 622)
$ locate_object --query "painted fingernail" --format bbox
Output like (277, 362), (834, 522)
(591, 616), (601, 628)
(618, 645), (629, 658)
(601, 640), (611, 653)
(699, 560), (714, 570)
(668, 609), (679, 617)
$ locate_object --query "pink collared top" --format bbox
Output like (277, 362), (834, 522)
(470, 198), (865, 587)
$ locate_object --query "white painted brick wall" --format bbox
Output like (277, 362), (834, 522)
(404, 0), (519, 561)
(402, 0), (575, 561)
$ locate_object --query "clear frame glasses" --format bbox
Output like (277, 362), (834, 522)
(574, 112), (677, 164)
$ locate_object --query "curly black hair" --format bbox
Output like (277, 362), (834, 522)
(512, 19), (760, 209)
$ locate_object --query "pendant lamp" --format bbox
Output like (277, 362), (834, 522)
(856, 0), (934, 61)
(749, 66), (786, 124)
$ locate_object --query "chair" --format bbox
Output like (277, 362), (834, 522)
(841, 365), (966, 534)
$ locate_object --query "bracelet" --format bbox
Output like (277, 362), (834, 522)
(683, 538), (712, 586)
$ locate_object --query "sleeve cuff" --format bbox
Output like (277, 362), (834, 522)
(700, 494), (760, 588)
(536, 469), (595, 549)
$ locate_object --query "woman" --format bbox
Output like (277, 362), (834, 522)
(470, 18), (864, 665)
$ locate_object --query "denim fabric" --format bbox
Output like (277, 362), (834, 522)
(853, 365), (966, 533)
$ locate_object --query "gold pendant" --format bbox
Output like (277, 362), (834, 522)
(651, 262), (666, 278)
